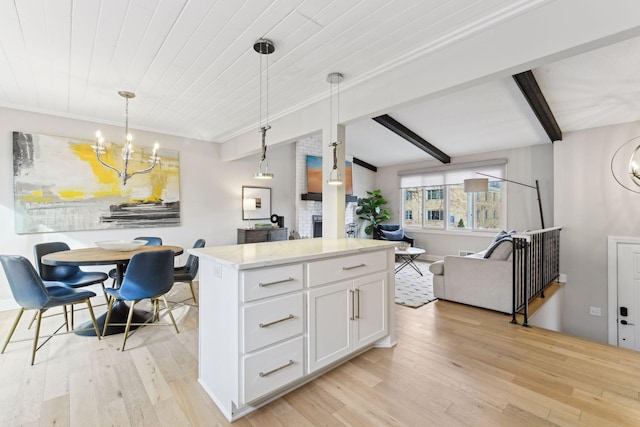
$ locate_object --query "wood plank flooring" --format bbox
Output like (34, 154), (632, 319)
(1, 283), (640, 426)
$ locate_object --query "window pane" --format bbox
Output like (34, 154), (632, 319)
(475, 181), (502, 230)
(449, 184), (470, 229)
(402, 188), (422, 227)
(424, 186), (444, 228)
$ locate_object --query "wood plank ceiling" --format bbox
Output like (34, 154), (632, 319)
(0, 0), (538, 142)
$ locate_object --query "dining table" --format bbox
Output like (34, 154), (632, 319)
(41, 244), (183, 336)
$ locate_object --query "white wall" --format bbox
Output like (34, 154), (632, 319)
(0, 107), (295, 309)
(555, 121), (640, 343)
(374, 143), (554, 259)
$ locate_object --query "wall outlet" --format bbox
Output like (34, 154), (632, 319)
(590, 306), (602, 316)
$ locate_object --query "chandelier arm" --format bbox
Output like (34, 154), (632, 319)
(95, 150), (124, 176)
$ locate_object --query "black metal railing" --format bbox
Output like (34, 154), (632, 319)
(511, 227), (562, 326)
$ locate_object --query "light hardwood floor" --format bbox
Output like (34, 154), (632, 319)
(1, 282), (640, 426)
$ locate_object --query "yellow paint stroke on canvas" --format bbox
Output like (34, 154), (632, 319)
(58, 190), (86, 199)
(69, 143), (121, 191)
(19, 190), (52, 203)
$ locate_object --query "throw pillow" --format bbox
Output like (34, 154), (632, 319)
(379, 228), (404, 241)
(484, 237), (513, 259)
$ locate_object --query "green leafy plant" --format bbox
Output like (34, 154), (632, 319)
(356, 189), (391, 235)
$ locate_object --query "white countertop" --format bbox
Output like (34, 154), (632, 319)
(189, 238), (396, 269)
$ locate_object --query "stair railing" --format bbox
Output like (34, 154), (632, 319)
(511, 227), (562, 326)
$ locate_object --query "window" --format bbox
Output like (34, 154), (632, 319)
(399, 160), (506, 232)
(427, 189), (443, 200)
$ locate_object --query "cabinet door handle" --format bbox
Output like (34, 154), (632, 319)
(259, 277), (294, 287)
(259, 314), (295, 328)
(350, 290), (355, 320)
(259, 360), (294, 377)
(355, 288), (360, 319)
(343, 263), (366, 271)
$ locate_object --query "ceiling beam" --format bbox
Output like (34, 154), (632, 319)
(352, 157), (377, 172)
(512, 70), (562, 142)
(372, 114), (451, 164)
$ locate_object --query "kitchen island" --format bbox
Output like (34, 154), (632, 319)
(189, 238), (397, 421)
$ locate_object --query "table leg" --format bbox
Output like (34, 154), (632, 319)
(395, 254), (424, 276)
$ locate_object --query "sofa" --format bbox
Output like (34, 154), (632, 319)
(429, 230), (515, 313)
(373, 224), (414, 246)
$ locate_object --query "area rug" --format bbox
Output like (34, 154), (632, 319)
(394, 261), (436, 308)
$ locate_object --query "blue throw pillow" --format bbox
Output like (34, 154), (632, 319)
(379, 228), (404, 241)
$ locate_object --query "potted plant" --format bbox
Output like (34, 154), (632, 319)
(356, 189), (391, 235)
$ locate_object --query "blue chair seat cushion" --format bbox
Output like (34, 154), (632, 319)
(59, 271), (108, 288)
(43, 288), (96, 309)
(379, 228), (405, 241)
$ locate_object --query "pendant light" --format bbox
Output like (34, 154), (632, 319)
(327, 72), (344, 186)
(253, 38), (275, 179)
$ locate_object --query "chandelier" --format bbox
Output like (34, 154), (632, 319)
(253, 39), (275, 179)
(94, 91), (160, 186)
(611, 135), (640, 194)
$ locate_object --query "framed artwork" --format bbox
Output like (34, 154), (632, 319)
(306, 155), (353, 194)
(12, 131), (181, 234)
(242, 186), (271, 220)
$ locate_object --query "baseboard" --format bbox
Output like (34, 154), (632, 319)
(0, 298), (18, 312)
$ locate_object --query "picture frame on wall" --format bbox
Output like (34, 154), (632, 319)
(242, 186), (271, 220)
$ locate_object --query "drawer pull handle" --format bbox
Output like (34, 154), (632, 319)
(343, 263), (366, 271)
(259, 359), (294, 377)
(259, 314), (295, 328)
(259, 277), (294, 287)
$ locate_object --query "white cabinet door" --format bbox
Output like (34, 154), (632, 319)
(353, 273), (387, 349)
(308, 281), (352, 372)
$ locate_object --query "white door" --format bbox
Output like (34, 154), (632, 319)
(307, 281), (352, 372)
(616, 243), (640, 350)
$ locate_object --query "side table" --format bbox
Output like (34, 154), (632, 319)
(395, 247), (426, 276)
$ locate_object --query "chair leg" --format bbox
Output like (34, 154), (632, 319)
(188, 280), (198, 305)
(102, 297), (115, 337)
(62, 305), (69, 332)
(1, 308), (24, 354)
(31, 310), (44, 365)
(100, 282), (109, 304)
(121, 300), (138, 351)
(85, 299), (101, 339)
(161, 295), (180, 334)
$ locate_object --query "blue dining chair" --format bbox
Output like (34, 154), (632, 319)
(102, 250), (178, 351)
(34, 242), (109, 325)
(107, 236), (163, 287)
(0, 255), (101, 365)
(173, 238), (205, 304)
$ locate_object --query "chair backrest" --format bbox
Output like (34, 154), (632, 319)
(0, 255), (50, 309)
(184, 239), (206, 278)
(33, 242), (80, 281)
(134, 237), (162, 246)
(119, 250), (174, 300)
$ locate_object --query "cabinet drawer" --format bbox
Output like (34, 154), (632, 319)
(241, 263), (304, 302)
(243, 293), (304, 353)
(242, 336), (304, 404)
(307, 251), (387, 288)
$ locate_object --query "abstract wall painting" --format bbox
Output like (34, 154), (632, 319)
(12, 131), (180, 234)
(306, 155), (353, 194)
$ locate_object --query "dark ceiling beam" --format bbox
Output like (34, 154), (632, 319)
(512, 70), (562, 142)
(352, 157), (377, 172)
(372, 114), (451, 164)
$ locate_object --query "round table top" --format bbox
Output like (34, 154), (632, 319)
(394, 246), (425, 255)
(41, 245), (184, 266)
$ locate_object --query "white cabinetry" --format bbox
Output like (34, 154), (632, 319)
(193, 239), (395, 422)
(307, 252), (387, 373)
